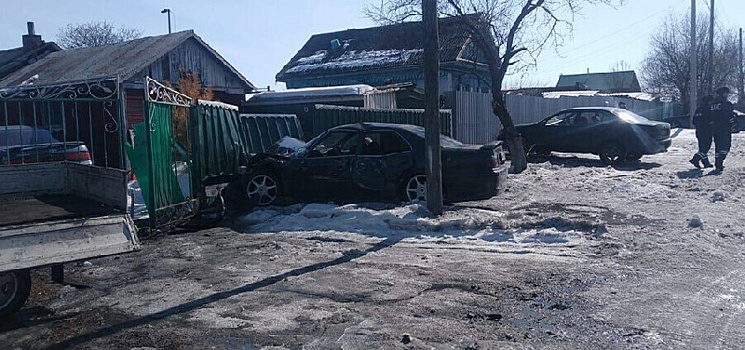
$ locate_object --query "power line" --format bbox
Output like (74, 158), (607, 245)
(559, 0), (688, 54)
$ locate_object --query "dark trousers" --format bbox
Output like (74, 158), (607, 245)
(695, 126), (712, 154)
(712, 124), (731, 159)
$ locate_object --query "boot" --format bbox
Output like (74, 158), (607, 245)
(715, 157), (724, 171)
(701, 157), (713, 168)
(689, 154), (702, 169)
(715, 151), (727, 171)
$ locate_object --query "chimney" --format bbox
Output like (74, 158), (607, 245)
(22, 22), (44, 51)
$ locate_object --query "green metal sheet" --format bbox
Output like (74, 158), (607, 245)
(191, 101), (304, 186)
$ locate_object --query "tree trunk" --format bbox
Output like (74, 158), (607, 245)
(492, 92), (527, 173)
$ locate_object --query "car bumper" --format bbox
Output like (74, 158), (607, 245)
(649, 138), (672, 154)
(445, 164), (509, 203)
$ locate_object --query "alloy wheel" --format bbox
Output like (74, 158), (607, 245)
(405, 175), (427, 202)
(246, 174), (278, 206)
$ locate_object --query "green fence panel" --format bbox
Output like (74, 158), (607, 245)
(125, 103), (185, 222)
(191, 101), (304, 186)
(148, 103), (185, 214)
(239, 114), (304, 154)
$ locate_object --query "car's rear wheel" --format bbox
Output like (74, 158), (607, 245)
(600, 142), (625, 165)
(402, 174), (427, 203)
(246, 172), (279, 206)
(0, 269), (31, 319)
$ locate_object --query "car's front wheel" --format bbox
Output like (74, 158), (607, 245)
(0, 269), (31, 319)
(246, 172), (280, 206)
(600, 142), (625, 165)
(402, 174), (427, 203)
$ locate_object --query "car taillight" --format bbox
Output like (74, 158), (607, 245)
(65, 152), (91, 162)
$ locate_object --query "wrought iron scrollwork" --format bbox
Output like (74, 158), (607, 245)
(146, 76), (192, 107)
(0, 78), (119, 100)
(103, 101), (119, 133)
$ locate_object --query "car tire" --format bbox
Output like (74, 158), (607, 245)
(0, 269), (31, 319)
(625, 153), (643, 162)
(600, 142), (625, 165)
(246, 172), (280, 207)
(402, 173), (427, 203)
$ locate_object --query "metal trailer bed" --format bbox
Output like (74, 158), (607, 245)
(0, 162), (139, 317)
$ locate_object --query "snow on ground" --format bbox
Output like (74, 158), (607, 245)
(238, 201), (597, 254)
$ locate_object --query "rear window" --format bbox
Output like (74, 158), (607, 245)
(613, 110), (649, 123)
(0, 127), (57, 146)
(410, 129), (463, 147)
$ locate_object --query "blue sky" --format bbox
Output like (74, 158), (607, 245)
(1, 0), (743, 90)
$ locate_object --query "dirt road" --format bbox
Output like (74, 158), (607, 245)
(2, 129), (744, 349)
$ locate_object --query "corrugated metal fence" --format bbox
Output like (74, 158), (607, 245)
(192, 100), (304, 186)
(448, 91), (500, 145)
(448, 91), (666, 144)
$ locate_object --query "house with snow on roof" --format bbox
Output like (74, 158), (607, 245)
(276, 16), (491, 94)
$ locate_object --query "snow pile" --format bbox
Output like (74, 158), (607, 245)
(239, 203), (595, 248)
(286, 49), (424, 74)
(295, 50), (327, 65)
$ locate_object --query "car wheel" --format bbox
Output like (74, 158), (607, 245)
(625, 153), (643, 162)
(0, 269), (31, 319)
(600, 143), (625, 165)
(529, 144), (552, 157)
(402, 174), (427, 203)
(246, 172), (279, 206)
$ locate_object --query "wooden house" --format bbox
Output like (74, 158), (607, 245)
(0, 30), (255, 127)
(276, 16), (490, 94)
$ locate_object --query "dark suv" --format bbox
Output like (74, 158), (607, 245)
(509, 107), (672, 165)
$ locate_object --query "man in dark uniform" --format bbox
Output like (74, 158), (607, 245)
(690, 95), (714, 168)
(710, 86), (735, 171)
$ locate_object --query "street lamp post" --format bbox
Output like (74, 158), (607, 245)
(161, 9), (172, 34)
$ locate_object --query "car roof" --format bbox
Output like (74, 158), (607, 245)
(328, 122), (424, 133)
(561, 107), (624, 112)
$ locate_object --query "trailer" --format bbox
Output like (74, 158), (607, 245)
(0, 162), (139, 317)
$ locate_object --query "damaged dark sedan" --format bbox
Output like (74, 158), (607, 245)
(229, 123), (508, 206)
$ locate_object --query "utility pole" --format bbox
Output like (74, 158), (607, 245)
(690, 0), (697, 123)
(739, 28), (743, 108)
(707, 0), (715, 95)
(422, 0), (443, 215)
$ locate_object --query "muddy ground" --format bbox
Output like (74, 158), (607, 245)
(2, 129), (745, 349)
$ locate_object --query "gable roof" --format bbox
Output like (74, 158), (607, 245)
(556, 71), (641, 93)
(0, 30), (254, 90)
(0, 42), (61, 80)
(276, 16), (481, 82)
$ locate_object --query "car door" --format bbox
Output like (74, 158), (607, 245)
(562, 111), (603, 152)
(353, 130), (414, 199)
(298, 130), (360, 200)
(540, 111), (577, 152)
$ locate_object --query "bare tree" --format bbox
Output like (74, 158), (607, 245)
(640, 12), (739, 110)
(56, 21), (142, 49)
(609, 60), (632, 72)
(365, 0), (623, 173)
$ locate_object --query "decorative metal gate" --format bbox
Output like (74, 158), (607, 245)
(0, 78), (125, 169)
(133, 77), (196, 229)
